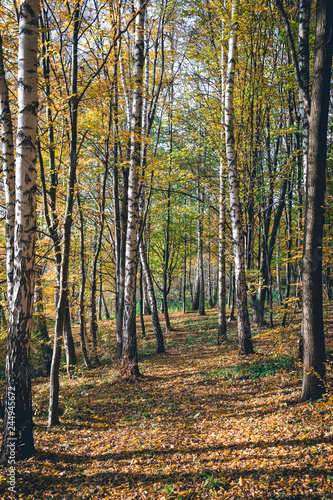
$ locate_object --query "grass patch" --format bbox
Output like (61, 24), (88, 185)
(202, 354), (296, 382)
(239, 354), (295, 379)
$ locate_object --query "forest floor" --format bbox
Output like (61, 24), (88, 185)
(1, 306), (333, 499)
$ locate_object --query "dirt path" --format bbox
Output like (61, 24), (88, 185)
(1, 310), (333, 499)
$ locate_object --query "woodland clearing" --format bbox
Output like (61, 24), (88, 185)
(0, 307), (332, 500)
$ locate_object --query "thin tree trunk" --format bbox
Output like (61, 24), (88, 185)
(276, 235), (282, 306)
(162, 135), (173, 328)
(225, 0), (253, 355)
(112, 45), (124, 357)
(77, 190), (91, 369)
(103, 294), (110, 320)
(35, 269), (52, 375)
(121, 0), (145, 377)
(325, 265), (332, 301)
(139, 238), (165, 353)
(183, 211), (187, 314)
(98, 264), (103, 320)
(298, 0), (311, 192)
(90, 160), (108, 366)
(139, 263), (146, 337)
(197, 183), (205, 317)
(63, 299), (77, 374)
(228, 265), (236, 322)
(218, 12), (227, 343)
(191, 272), (200, 311)
(49, 2), (81, 426)
(281, 177), (293, 327)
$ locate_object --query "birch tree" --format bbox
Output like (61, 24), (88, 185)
(121, 0), (146, 376)
(0, 32), (14, 316)
(225, 0), (253, 355)
(1, 0), (39, 460)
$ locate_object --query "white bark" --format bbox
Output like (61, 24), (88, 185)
(225, 0), (253, 355)
(298, 0), (311, 192)
(122, 0), (145, 375)
(1, 0), (39, 461)
(0, 34), (15, 313)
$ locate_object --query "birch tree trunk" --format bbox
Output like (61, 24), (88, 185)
(298, 0), (311, 191)
(121, 0), (145, 377)
(1, 0), (39, 461)
(225, 0), (253, 355)
(63, 299), (76, 374)
(301, 0), (333, 401)
(0, 33), (15, 314)
(112, 53), (127, 356)
(218, 11), (227, 343)
(228, 264), (236, 322)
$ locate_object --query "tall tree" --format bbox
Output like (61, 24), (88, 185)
(301, 0), (333, 400)
(225, 0), (253, 355)
(274, 0), (333, 400)
(218, 7), (227, 343)
(48, 0), (82, 426)
(121, 0), (146, 377)
(1, 0), (39, 460)
(0, 32), (14, 318)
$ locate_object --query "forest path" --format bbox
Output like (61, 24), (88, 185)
(1, 308), (333, 499)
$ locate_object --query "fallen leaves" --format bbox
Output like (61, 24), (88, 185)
(0, 309), (333, 499)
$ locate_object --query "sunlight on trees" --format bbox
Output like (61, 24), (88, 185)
(0, 1), (332, 496)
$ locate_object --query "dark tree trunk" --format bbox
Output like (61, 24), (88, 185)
(98, 264), (103, 320)
(281, 177), (293, 327)
(35, 270), (53, 375)
(325, 266), (332, 301)
(49, 1), (81, 425)
(116, 166), (128, 357)
(228, 265), (236, 322)
(90, 165), (108, 366)
(63, 299), (77, 375)
(77, 190), (91, 369)
(301, 0), (333, 401)
(139, 263), (146, 337)
(139, 239), (165, 353)
(191, 275), (200, 311)
(103, 294), (110, 320)
(162, 179), (172, 330)
(197, 185), (205, 316)
(183, 212), (187, 314)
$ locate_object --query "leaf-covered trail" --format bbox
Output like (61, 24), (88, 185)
(1, 309), (333, 499)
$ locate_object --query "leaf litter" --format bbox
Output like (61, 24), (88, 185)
(0, 307), (333, 499)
